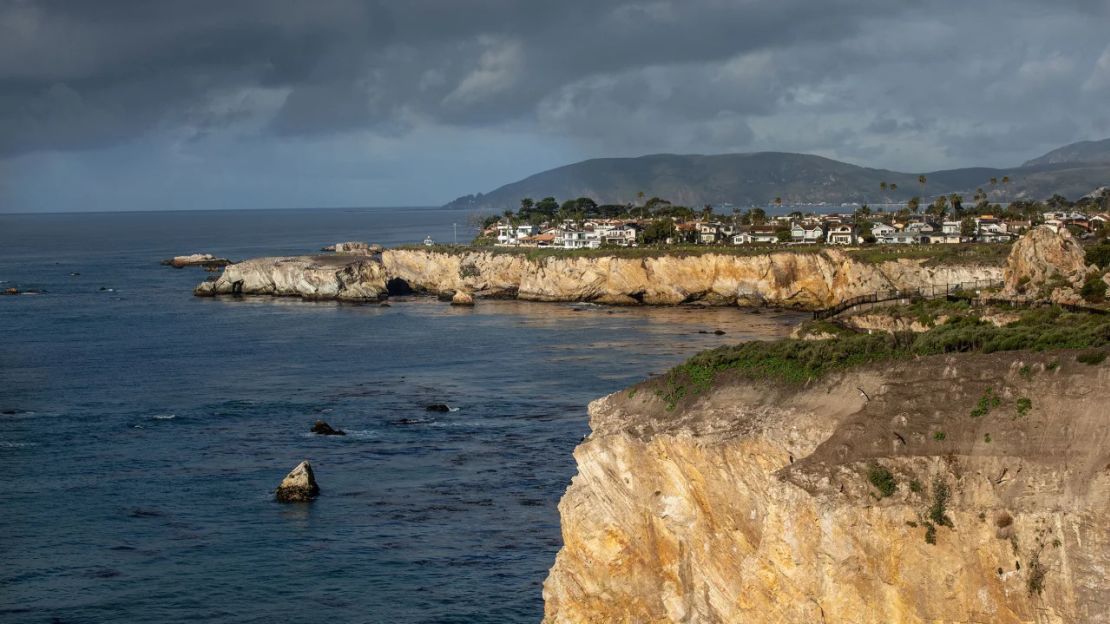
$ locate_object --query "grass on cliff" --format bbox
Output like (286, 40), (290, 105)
(847, 243), (1012, 267)
(655, 307), (1110, 409)
(398, 242), (1010, 264)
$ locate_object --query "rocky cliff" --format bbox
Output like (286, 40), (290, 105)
(381, 249), (1001, 309)
(543, 351), (1110, 623)
(194, 255), (387, 301)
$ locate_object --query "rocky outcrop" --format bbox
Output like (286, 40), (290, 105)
(544, 351), (1110, 623)
(1003, 227), (1090, 301)
(310, 420), (345, 436)
(331, 241), (382, 255)
(450, 290), (475, 306)
(275, 461), (320, 502)
(193, 255), (387, 301)
(382, 249), (1001, 309)
(161, 253), (231, 268)
(194, 247), (1001, 308)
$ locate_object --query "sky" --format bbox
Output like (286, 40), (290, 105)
(2, 0), (1110, 213)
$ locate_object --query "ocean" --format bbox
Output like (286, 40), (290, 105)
(0, 207), (803, 623)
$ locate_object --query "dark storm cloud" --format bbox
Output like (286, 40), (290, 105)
(2, 0), (1109, 167)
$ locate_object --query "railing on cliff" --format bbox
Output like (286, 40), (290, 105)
(811, 279), (1005, 320)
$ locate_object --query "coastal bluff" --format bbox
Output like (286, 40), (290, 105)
(543, 352), (1110, 623)
(196, 248), (1001, 310)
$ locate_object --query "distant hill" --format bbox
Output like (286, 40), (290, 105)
(445, 144), (1110, 211)
(1023, 138), (1110, 167)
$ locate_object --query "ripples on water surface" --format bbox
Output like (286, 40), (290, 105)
(0, 208), (803, 623)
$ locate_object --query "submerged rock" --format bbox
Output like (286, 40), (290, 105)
(310, 420), (346, 436)
(451, 290), (475, 306)
(275, 461), (320, 503)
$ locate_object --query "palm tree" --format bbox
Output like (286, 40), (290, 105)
(1001, 175), (1011, 201)
(880, 181), (888, 192)
(918, 175), (927, 201)
(890, 183), (898, 192)
(774, 196), (783, 210)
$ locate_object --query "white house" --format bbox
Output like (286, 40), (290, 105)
(732, 226), (779, 244)
(496, 224), (535, 246)
(870, 222), (896, 238)
(556, 227), (601, 249)
(790, 222), (824, 243)
(826, 224), (856, 245)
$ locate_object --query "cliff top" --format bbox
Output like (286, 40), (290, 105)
(396, 242), (1013, 267)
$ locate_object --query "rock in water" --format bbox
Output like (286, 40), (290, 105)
(311, 420), (346, 436)
(275, 461), (320, 502)
(451, 290), (475, 306)
(161, 253), (231, 269)
(425, 404), (451, 412)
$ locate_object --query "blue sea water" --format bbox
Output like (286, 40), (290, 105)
(0, 208), (803, 623)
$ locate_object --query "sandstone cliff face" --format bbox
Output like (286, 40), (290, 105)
(193, 255), (386, 300)
(381, 249), (1001, 308)
(544, 352), (1110, 623)
(1003, 227), (1091, 303)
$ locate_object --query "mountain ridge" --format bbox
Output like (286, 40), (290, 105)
(446, 139), (1110, 211)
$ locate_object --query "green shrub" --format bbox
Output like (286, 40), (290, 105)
(1016, 397), (1032, 416)
(1077, 349), (1107, 365)
(909, 479), (923, 493)
(1027, 553), (1046, 595)
(984, 433), (992, 443)
(868, 463), (898, 498)
(928, 479), (953, 527)
(924, 523), (937, 545)
(933, 431), (947, 441)
(970, 388), (1001, 418)
(1086, 242), (1110, 269)
(1079, 274), (1107, 303)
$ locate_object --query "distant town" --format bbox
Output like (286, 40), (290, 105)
(475, 187), (1110, 249)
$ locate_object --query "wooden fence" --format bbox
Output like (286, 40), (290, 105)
(812, 279), (1004, 320)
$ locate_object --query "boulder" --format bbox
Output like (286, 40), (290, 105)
(3, 287), (19, 296)
(275, 461), (320, 503)
(1003, 226), (1088, 298)
(451, 290), (475, 306)
(310, 420), (346, 436)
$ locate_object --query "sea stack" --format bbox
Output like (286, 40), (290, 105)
(275, 461), (320, 503)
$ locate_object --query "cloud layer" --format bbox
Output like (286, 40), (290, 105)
(2, 0), (1109, 210)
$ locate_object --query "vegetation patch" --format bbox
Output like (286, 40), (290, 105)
(1027, 552), (1047, 595)
(655, 307), (1110, 408)
(1076, 349), (1107, 365)
(1016, 397), (1032, 417)
(848, 243), (1012, 267)
(867, 463), (898, 498)
(970, 388), (1001, 418)
(1080, 273), (1108, 303)
(928, 478), (953, 528)
(933, 431), (946, 441)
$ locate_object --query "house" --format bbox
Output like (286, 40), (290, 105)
(870, 222), (896, 238)
(495, 224), (535, 246)
(790, 222), (824, 243)
(941, 221), (961, 235)
(518, 232), (557, 247)
(556, 226), (601, 249)
(732, 226), (779, 245)
(826, 224), (856, 245)
(698, 222), (723, 244)
(599, 222), (640, 246)
(876, 230), (926, 244)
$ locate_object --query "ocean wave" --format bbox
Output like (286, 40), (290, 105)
(151, 413), (176, 420)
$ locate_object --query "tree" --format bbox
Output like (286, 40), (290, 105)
(774, 197), (783, 211)
(918, 175), (927, 202)
(908, 196), (921, 214)
(890, 183), (898, 192)
(749, 207), (768, 225)
(641, 218), (676, 244)
(880, 181), (888, 192)
(853, 204), (872, 223)
(535, 197), (559, 217)
(928, 195), (948, 219)
(960, 217), (977, 238)
(949, 193), (963, 217)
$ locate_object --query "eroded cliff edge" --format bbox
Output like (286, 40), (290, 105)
(196, 248), (1002, 309)
(542, 352), (1110, 623)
